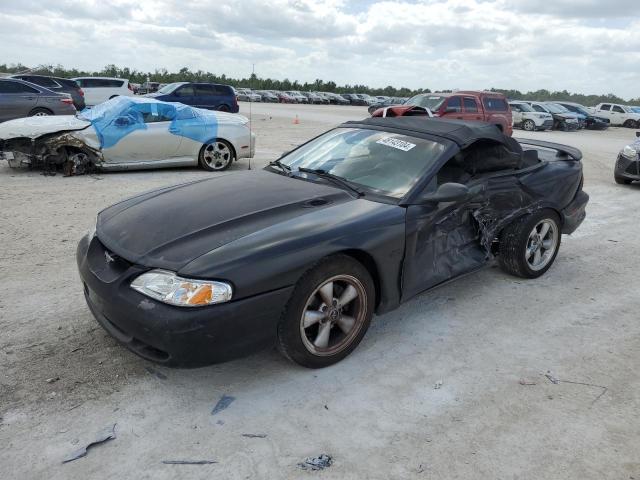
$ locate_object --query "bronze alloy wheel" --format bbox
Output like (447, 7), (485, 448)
(299, 274), (367, 356)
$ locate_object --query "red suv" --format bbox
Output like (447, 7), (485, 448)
(373, 91), (513, 136)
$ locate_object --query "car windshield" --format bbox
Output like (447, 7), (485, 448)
(572, 105), (589, 115)
(622, 105), (633, 113)
(157, 82), (183, 94)
(513, 103), (534, 112)
(405, 95), (446, 111)
(279, 128), (446, 198)
(544, 103), (565, 114)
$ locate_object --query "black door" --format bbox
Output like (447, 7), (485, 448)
(402, 193), (487, 301)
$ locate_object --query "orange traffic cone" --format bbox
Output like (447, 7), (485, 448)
(292, 115), (300, 125)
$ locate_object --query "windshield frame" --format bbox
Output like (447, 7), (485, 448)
(511, 102), (534, 112)
(405, 94), (447, 111)
(156, 82), (185, 94)
(544, 103), (567, 114)
(266, 125), (457, 205)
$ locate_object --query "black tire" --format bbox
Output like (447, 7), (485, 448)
(523, 119), (535, 131)
(198, 139), (235, 171)
(498, 209), (562, 279)
(109, 95), (119, 100)
(277, 255), (375, 368)
(623, 120), (636, 128)
(217, 104), (230, 112)
(615, 175), (632, 185)
(28, 108), (53, 117)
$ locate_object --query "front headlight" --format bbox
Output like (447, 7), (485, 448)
(622, 145), (639, 159)
(131, 269), (233, 307)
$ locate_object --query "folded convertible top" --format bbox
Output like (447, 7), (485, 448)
(342, 117), (509, 148)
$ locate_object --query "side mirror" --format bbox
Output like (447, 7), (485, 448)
(421, 183), (470, 203)
(636, 132), (640, 138)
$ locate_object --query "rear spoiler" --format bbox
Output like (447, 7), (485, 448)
(514, 137), (582, 161)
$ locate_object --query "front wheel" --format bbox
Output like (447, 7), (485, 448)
(198, 139), (235, 171)
(623, 120), (636, 128)
(277, 255), (375, 368)
(523, 119), (535, 131)
(217, 104), (230, 112)
(498, 210), (561, 279)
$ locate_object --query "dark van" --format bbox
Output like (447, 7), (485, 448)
(147, 82), (239, 113)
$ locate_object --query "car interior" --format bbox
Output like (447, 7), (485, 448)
(436, 140), (540, 186)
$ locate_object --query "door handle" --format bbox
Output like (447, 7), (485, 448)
(476, 116), (482, 120)
(456, 116), (463, 120)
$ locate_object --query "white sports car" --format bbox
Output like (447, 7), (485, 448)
(0, 97), (255, 174)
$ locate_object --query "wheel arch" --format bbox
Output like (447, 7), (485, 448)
(496, 206), (564, 242)
(28, 107), (53, 116)
(335, 249), (382, 310)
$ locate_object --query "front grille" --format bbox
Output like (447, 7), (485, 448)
(626, 161), (640, 176)
(88, 237), (132, 282)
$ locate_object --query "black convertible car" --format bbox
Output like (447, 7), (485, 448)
(77, 118), (588, 368)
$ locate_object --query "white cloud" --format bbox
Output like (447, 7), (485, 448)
(0, 0), (638, 98)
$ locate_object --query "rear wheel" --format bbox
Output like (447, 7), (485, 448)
(199, 139), (235, 171)
(217, 104), (230, 112)
(277, 255), (375, 368)
(499, 210), (561, 279)
(28, 108), (52, 117)
(523, 119), (535, 131)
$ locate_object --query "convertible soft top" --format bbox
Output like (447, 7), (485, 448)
(342, 117), (513, 149)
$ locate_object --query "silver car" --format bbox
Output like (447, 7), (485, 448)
(0, 97), (255, 174)
(0, 78), (76, 122)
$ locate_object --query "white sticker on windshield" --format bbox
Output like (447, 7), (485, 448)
(376, 137), (416, 152)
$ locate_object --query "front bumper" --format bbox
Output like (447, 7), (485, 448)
(536, 119), (553, 130)
(77, 234), (293, 367)
(615, 153), (640, 180)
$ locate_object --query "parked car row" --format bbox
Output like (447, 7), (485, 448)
(230, 88), (405, 106)
(510, 100), (612, 131)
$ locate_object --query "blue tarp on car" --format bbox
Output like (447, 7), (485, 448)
(78, 97), (218, 148)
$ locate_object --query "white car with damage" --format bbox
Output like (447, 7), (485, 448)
(0, 97), (255, 174)
(509, 101), (553, 131)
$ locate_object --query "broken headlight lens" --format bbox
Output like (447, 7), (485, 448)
(130, 270), (233, 307)
(622, 145), (639, 159)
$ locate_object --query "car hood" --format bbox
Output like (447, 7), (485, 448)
(96, 170), (355, 272)
(0, 115), (90, 140)
(553, 113), (578, 120)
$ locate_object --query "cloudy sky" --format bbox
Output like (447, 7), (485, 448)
(1, 0), (639, 97)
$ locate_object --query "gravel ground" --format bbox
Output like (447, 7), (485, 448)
(1, 103), (639, 479)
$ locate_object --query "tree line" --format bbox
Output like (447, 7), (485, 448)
(1, 63), (638, 105)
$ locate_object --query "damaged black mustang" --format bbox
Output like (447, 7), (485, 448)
(77, 117), (589, 368)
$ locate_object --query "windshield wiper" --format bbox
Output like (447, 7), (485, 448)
(297, 167), (364, 198)
(268, 159), (292, 176)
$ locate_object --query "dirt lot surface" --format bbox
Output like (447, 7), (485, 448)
(1, 103), (639, 479)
